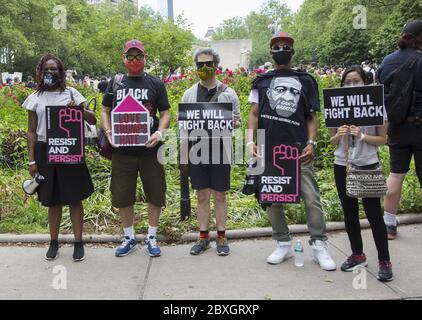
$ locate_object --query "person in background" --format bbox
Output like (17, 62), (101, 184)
(26, 76), (36, 89)
(98, 76), (109, 94)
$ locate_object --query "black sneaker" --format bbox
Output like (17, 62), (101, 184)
(377, 260), (393, 282)
(73, 242), (85, 262)
(190, 239), (210, 255)
(216, 237), (230, 256)
(45, 240), (59, 261)
(341, 253), (368, 272)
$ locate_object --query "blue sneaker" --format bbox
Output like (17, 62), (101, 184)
(115, 236), (137, 257)
(146, 236), (161, 257)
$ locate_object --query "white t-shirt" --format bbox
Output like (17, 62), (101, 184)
(334, 108), (388, 166)
(248, 89), (259, 104)
(23, 87), (86, 142)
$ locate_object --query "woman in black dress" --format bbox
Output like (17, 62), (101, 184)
(24, 53), (96, 262)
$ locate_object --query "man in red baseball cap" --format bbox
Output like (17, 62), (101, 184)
(270, 31), (295, 47)
(124, 39), (146, 54)
(101, 39), (171, 259)
(246, 31), (337, 272)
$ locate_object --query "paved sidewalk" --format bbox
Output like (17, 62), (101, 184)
(0, 224), (421, 300)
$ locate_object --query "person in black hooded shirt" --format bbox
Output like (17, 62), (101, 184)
(247, 31), (337, 271)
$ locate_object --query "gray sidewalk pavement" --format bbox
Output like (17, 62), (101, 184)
(0, 224), (421, 300)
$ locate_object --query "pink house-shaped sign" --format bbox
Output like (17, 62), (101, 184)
(111, 94), (150, 147)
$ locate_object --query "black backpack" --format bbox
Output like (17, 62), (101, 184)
(382, 50), (422, 124)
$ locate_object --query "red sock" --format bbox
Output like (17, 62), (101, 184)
(200, 230), (209, 239)
(217, 230), (226, 238)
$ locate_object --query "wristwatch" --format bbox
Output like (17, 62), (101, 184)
(307, 140), (317, 147)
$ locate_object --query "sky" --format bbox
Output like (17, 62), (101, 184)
(138, 0), (304, 39)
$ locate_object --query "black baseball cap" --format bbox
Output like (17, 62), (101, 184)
(403, 20), (422, 37)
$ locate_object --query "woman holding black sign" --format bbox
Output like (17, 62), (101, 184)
(23, 53), (96, 262)
(329, 66), (392, 282)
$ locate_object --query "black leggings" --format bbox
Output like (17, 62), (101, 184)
(334, 164), (390, 261)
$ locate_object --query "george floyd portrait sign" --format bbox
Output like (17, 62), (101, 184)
(323, 85), (385, 128)
(259, 143), (301, 204)
(46, 106), (85, 164)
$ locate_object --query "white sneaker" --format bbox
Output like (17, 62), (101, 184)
(266, 241), (293, 265)
(311, 240), (337, 271)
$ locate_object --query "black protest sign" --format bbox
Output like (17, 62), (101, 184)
(323, 85), (385, 128)
(259, 143), (301, 204)
(178, 103), (233, 138)
(46, 106), (84, 164)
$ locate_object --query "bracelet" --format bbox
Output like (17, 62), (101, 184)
(359, 133), (365, 142)
(29, 161), (36, 166)
(156, 130), (163, 141)
(307, 140), (317, 147)
(106, 129), (112, 135)
(246, 141), (255, 147)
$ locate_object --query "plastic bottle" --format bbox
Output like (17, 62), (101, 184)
(294, 239), (304, 267)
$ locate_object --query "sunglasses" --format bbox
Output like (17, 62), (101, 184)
(271, 45), (293, 52)
(125, 53), (145, 61)
(196, 61), (215, 69)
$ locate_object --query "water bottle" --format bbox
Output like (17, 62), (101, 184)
(294, 239), (304, 267)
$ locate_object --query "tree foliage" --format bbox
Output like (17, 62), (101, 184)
(0, 0), (195, 78)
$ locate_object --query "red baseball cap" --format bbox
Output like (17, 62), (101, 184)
(270, 32), (295, 47)
(124, 39), (145, 54)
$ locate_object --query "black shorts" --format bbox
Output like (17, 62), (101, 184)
(35, 142), (94, 207)
(388, 122), (422, 187)
(189, 163), (231, 192)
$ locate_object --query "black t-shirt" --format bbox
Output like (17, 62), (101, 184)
(102, 73), (171, 155)
(252, 69), (320, 153)
(197, 83), (217, 102)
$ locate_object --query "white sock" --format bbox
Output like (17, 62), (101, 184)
(124, 226), (135, 240)
(384, 212), (397, 226)
(148, 226), (158, 238)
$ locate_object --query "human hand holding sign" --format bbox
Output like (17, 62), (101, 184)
(298, 144), (315, 165)
(273, 144), (300, 175)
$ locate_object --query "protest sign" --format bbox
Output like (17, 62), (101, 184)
(111, 94), (150, 146)
(46, 106), (84, 164)
(323, 85), (384, 127)
(259, 143), (301, 204)
(178, 102), (233, 138)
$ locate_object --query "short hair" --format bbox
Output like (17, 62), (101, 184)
(193, 48), (220, 66)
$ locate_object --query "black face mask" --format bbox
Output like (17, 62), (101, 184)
(271, 49), (294, 66)
(43, 71), (59, 87)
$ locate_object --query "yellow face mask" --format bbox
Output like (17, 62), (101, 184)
(196, 65), (216, 80)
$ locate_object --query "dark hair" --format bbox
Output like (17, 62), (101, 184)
(398, 33), (422, 49)
(341, 65), (367, 87)
(36, 53), (66, 93)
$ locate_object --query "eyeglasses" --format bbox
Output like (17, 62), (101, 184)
(125, 54), (145, 61)
(196, 61), (215, 69)
(271, 45), (293, 52)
